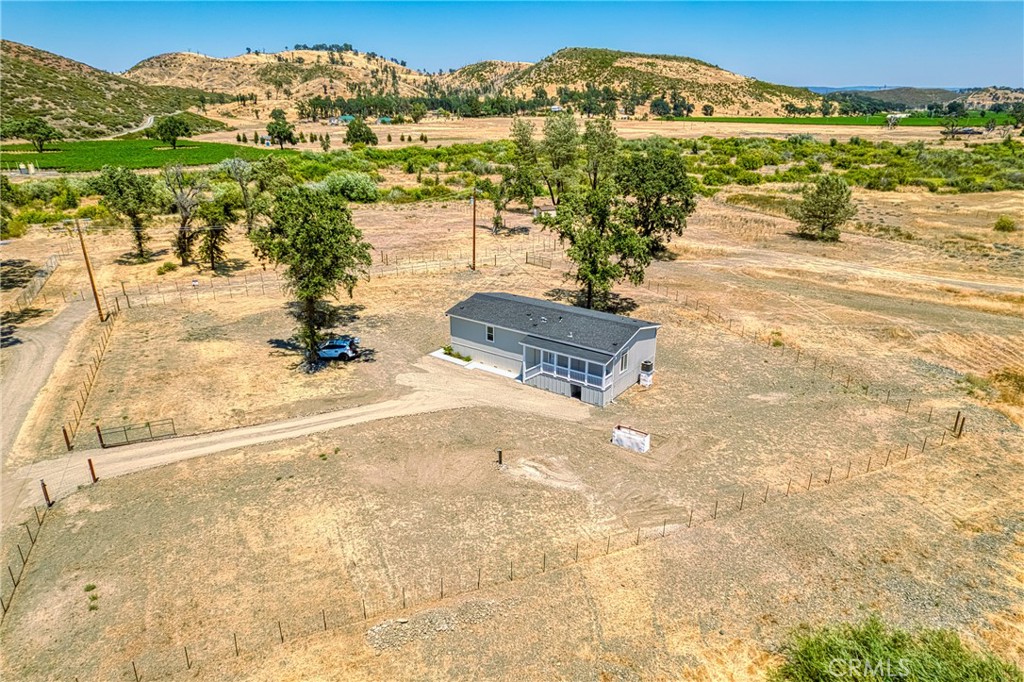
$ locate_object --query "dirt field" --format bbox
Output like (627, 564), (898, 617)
(1, 186), (1022, 680)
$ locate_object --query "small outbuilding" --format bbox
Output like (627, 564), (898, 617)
(445, 292), (659, 407)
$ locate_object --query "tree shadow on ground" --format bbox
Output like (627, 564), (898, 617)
(652, 246), (678, 262)
(784, 230), (840, 243)
(284, 301), (366, 328)
(1, 259), (38, 290)
(205, 257), (251, 276)
(114, 248), (169, 265)
(544, 288), (639, 315)
(1, 307), (45, 348)
(491, 224), (531, 237)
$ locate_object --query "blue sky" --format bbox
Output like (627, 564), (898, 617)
(2, 1), (1022, 87)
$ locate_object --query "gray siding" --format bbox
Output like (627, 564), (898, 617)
(606, 327), (658, 402)
(525, 373), (573, 399)
(449, 316), (526, 373)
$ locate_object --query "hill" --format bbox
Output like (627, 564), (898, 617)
(437, 60), (532, 93)
(126, 49), (431, 101)
(497, 48), (821, 116)
(842, 87), (958, 108)
(964, 86), (1024, 109)
(130, 46), (822, 118)
(0, 40), (222, 139)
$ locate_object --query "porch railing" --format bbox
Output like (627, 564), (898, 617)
(524, 362), (609, 390)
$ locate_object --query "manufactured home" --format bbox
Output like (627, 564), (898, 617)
(445, 292), (659, 407)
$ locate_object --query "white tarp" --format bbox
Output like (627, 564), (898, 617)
(611, 425), (650, 454)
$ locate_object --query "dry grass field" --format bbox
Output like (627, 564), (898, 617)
(1, 185), (1022, 680)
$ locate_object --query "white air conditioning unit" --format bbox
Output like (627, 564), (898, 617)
(639, 359), (654, 387)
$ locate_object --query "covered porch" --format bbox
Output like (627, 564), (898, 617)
(520, 336), (613, 391)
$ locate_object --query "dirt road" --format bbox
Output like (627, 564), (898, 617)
(2, 357), (589, 520)
(1, 303), (89, 462)
(1, 302), (91, 526)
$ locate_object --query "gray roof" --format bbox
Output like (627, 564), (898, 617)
(522, 335), (613, 364)
(446, 292), (658, 356)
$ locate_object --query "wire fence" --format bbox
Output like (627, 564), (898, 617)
(629, 277), (967, 431)
(2, 244), (74, 315)
(31, 408), (965, 681)
(61, 311), (119, 450)
(0, 504), (50, 626)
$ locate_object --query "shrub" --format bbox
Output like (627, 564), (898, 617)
(769, 615), (1022, 682)
(701, 169), (729, 186)
(736, 152), (763, 170)
(75, 204), (115, 223)
(16, 207), (66, 225)
(156, 262), (178, 275)
(994, 215), (1018, 232)
(442, 344), (471, 362)
(322, 171), (379, 203)
(1, 213), (27, 239)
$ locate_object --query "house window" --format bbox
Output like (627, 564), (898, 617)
(486, 325), (494, 342)
(619, 352), (629, 373)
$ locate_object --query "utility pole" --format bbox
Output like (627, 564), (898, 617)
(76, 219), (104, 322)
(470, 189), (477, 271)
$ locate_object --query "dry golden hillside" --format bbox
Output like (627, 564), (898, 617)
(436, 60), (532, 93)
(500, 48), (822, 116)
(965, 87), (1024, 109)
(125, 49), (431, 101)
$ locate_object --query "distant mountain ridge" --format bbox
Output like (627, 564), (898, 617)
(4, 39), (1020, 140)
(125, 46), (824, 118)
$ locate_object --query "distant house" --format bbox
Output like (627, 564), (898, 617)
(338, 115), (356, 124)
(446, 292), (659, 406)
(533, 204), (557, 218)
(550, 105), (563, 113)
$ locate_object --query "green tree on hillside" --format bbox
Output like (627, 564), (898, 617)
(702, 104), (714, 117)
(344, 117), (378, 146)
(10, 117), (64, 153)
(154, 115), (192, 150)
(249, 186), (373, 369)
(788, 173), (856, 242)
(96, 166), (157, 260)
(649, 98), (670, 117)
(410, 103), (428, 123)
(266, 109), (297, 149)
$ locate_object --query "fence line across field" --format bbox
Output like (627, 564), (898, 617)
(45, 411), (964, 682)
(61, 310), (119, 450)
(3, 248), (73, 315)
(629, 277), (973, 430)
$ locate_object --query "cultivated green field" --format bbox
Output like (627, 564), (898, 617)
(665, 114), (1013, 127)
(0, 139), (293, 172)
